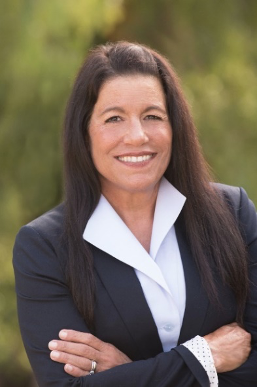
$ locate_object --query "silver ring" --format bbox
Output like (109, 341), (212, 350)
(89, 360), (97, 375)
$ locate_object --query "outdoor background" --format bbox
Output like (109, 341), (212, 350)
(0, 0), (256, 386)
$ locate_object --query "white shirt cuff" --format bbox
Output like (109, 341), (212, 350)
(183, 335), (218, 387)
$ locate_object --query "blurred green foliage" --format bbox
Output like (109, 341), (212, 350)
(0, 0), (256, 385)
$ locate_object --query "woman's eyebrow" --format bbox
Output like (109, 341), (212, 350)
(99, 105), (167, 117)
(99, 106), (125, 117)
(142, 105), (167, 114)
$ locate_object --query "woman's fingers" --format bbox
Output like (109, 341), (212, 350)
(59, 330), (103, 350)
(50, 349), (92, 372)
(49, 330), (132, 373)
(48, 339), (98, 360)
(64, 364), (90, 377)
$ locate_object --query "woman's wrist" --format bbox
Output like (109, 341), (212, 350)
(203, 333), (221, 372)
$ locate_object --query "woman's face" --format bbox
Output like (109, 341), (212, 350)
(88, 75), (172, 197)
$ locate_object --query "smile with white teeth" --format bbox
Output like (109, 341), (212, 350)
(117, 154), (154, 163)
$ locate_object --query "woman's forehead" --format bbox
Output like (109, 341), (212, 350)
(94, 75), (166, 109)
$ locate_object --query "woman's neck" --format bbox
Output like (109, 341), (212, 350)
(101, 184), (159, 252)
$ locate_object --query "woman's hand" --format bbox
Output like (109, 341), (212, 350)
(48, 330), (132, 377)
(204, 323), (251, 373)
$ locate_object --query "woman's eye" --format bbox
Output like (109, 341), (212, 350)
(105, 116), (121, 123)
(145, 115), (162, 121)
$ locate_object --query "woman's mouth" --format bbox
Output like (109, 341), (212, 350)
(116, 153), (156, 163)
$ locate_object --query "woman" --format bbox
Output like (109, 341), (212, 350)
(13, 41), (256, 387)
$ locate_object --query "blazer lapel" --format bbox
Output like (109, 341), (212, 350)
(176, 214), (210, 344)
(92, 245), (163, 360)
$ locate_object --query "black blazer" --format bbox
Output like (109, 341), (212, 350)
(13, 184), (257, 387)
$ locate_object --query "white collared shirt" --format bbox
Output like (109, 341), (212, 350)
(83, 177), (218, 386)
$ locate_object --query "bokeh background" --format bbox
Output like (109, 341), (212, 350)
(0, 0), (256, 385)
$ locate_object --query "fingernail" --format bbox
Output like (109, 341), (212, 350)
(59, 330), (67, 339)
(65, 364), (73, 372)
(48, 341), (57, 350)
(51, 350), (60, 359)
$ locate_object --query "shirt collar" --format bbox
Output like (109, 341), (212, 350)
(83, 177), (186, 293)
(150, 177), (186, 260)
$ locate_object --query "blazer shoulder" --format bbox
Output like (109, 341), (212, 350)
(13, 203), (66, 273)
(212, 182), (241, 210)
(212, 182), (256, 215)
(25, 203), (65, 238)
(212, 182), (256, 246)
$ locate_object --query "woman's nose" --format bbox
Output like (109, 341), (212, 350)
(123, 119), (149, 145)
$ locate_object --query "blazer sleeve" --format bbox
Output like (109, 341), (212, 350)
(218, 187), (257, 387)
(13, 224), (209, 387)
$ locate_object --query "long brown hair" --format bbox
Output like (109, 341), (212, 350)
(63, 41), (248, 330)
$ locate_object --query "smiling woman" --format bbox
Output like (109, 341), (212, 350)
(89, 76), (172, 199)
(13, 42), (256, 387)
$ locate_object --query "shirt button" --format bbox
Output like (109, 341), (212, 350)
(163, 323), (173, 332)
